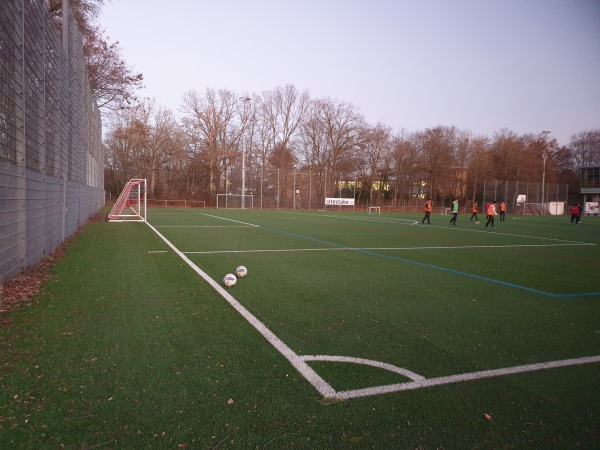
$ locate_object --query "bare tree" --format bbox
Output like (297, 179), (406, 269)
(47, 0), (143, 111)
(260, 85), (310, 201)
(569, 130), (600, 167)
(104, 99), (178, 198)
(318, 98), (365, 198)
(84, 25), (144, 110)
(465, 135), (490, 205)
(180, 89), (238, 197)
(359, 123), (393, 204)
(414, 126), (458, 201)
(297, 100), (330, 201)
(390, 130), (419, 206)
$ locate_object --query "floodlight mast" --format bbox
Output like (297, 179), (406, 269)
(541, 131), (551, 214)
(240, 97), (251, 208)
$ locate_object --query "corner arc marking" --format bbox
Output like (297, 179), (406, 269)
(300, 355), (425, 381)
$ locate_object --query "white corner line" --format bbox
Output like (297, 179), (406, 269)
(300, 355), (425, 381)
(331, 355), (600, 400)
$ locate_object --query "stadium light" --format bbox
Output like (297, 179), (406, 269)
(541, 131), (551, 214)
(240, 97), (251, 208)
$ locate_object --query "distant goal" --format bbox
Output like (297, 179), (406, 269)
(216, 194), (254, 209)
(107, 179), (147, 222)
(368, 206), (380, 215)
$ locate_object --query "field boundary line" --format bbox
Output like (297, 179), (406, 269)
(333, 355), (600, 400)
(183, 242), (595, 255)
(200, 212), (260, 227)
(155, 225), (255, 228)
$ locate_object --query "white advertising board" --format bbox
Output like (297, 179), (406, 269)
(325, 197), (355, 206)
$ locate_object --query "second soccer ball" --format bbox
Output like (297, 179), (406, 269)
(236, 266), (248, 278)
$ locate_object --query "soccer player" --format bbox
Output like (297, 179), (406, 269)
(470, 202), (479, 221)
(449, 198), (459, 225)
(485, 200), (498, 229)
(570, 204), (579, 224)
(422, 198), (432, 224)
(499, 201), (506, 221)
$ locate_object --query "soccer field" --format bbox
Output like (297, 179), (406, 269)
(147, 208), (600, 399)
(1, 207), (598, 448)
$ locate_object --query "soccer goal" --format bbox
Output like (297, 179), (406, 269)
(523, 203), (544, 215)
(216, 194), (254, 209)
(368, 206), (380, 215)
(107, 179), (147, 222)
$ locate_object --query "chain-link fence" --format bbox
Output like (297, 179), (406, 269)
(477, 179), (569, 215)
(220, 165), (570, 216)
(0, 0), (104, 283)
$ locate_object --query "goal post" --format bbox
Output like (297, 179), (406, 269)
(216, 194), (254, 209)
(368, 206), (380, 215)
(107, 179), (147, 222)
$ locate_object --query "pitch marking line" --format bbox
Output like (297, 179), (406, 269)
(146, 220), (600, 401)
(183, 242), (594, 255)
(332, 355), (600, 400)
(155, 225), (256, 228)
(200, 212), (260, 227)
(300, 355), (425, 381)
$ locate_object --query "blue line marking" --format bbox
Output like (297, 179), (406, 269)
(259, 226), (600, 299)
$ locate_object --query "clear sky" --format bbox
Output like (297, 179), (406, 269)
(99, 0), (600, 147)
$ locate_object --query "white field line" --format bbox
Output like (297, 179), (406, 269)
(332, 355), (600, 400)
(155, 225), (256, 228)
(144, 221), (336, 398)
(200, 212), (260, 227)
(300, 355), (426, 381)
(183, 242), (594, 255)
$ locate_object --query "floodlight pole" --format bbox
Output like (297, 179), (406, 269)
(240, 97), (251, 209)
(541, 131), (550, 214)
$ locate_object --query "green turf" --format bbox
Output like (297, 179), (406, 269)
(0, 208), (598, 448)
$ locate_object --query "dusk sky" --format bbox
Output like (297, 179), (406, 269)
(99, 0), (600, 147)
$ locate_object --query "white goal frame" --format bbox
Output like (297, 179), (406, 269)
(107, 179), (147, 222)
(216, 194), (254, 209)
(368, 206), (380, 215)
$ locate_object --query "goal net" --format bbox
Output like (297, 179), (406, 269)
(216, 194), (254, 209)
(107, 179), (147, 222)
(522, 203), (545, 215)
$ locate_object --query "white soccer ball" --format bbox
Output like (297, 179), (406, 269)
(223, 273), (237, 287)
(236, 265), (248, 278)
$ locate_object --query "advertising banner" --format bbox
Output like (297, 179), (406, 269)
(325, 198), (355, 206)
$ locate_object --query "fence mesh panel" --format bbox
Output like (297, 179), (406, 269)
(0, 0), (104, 284)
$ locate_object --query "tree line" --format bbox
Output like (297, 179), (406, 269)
(103, 85), (600, 207)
